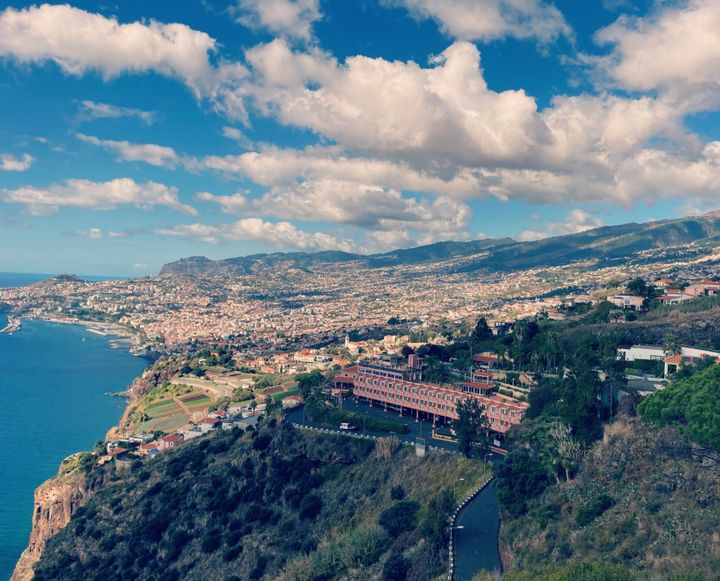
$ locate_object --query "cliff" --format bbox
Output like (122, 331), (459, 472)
(11, 454), (94, 581)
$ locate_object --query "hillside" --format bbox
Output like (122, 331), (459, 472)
(159, 211), (720, 276)
(33, 419), (489, 581)
(499, 417), (720, 580)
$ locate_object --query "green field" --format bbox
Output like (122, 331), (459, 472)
(139, 414), (188, 434)
(146, 399), (180, 417)
(271, 387), (300, 402)
(182, 394), (211, 409)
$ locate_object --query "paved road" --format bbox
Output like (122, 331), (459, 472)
(285, 398), (461, 453)
(454, 483), (502, 580)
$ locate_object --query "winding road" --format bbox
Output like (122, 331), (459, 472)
(453, 483), (503, 580)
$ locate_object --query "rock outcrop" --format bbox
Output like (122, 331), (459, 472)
(11, 455), (92, 581)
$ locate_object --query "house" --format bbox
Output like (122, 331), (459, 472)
(658, 293), (694, 306)
(281, 395), (303, 409)
(198, 417), (221, 431)
(685, 280), (720, 297)
(138, 443), (159, 456)
(157, 433), (184, 451)
(333, 365), (357, 395)
(474, 354), (498, 371)
(617, 345), (665, 362)
(607, 294), (645, 311)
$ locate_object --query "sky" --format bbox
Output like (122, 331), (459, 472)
(1, 0), (719, 276)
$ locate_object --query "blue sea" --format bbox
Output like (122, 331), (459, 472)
(0, 273), (148, 579)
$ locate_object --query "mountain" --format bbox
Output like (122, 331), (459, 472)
(159, 211), (720, 276)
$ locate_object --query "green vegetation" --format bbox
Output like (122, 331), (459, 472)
(305, 403), (409, 434)
(34, 420), (489, 580)
(640, 363), (720, 450)
(500, 418), (720, 580)
(455, 398), (489, 457)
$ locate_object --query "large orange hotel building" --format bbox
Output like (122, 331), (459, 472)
(335, 354), (528, 437)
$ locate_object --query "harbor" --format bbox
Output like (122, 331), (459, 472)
(0, 315), (21, 334)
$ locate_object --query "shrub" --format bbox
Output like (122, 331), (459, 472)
(379, 501), (420, 538)
(576, 494), (615, 527)
(390, 485), (406, 501)
(383, 552), (410, 581)
(299, 494), (323, 520)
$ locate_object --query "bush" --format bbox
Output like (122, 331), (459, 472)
(576, 494), (615, 527)
(379, 501), (420, 538)
(201, 531), (222, 553)
(299, 494), (323, 520)
(390, 485), (406, 501)
(383, 552), (410, 581)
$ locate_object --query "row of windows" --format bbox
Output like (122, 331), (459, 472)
(356, 382), (520, 422)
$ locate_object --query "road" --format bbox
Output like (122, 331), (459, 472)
(454, 483), (503, 580)
(285, 398), (461, 453)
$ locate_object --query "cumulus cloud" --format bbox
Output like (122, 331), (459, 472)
(155, 218), (357, 252)
(0, 153), (34, 172)
(518, 209), (604, 241)
(235, 0), (321, 41)
(0, 178), (197, 216)
(0, 4), (220, 95)
(594, 0), (720, 111)
(197, 178), (472, 245)
(390, 0), (572, 43)
(76, 133), (181, 168)
(78, 100), (158, 125)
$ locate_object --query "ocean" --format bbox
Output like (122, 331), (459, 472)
(0, 275), (148, 579)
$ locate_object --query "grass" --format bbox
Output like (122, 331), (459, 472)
(184, 395), (211, 409)
(271, 387), (300, 402)
(139, 414), (188, 434)
(146, 399), (180, 417)
(306, 404), (410, 434)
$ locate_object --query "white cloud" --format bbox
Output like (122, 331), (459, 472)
(0, 153), (34, 172)
(76, 133), (181, 168)
(78, 100), (158, 125)
(0, 4), (220, 95)
(196, 191), (249, 214)
(518, 209), (604, 241)
(77, 228), (127, 239)
(235, 0), (321, 41)
(132, 262), (150, 270)
(0, 178), (197, 216)
(155, 218), (358, 252)
(389, 0), (571, 43)
(197, 178), (472, 246)
(594, 0), (720, 111)
(220, 126), (253, 148)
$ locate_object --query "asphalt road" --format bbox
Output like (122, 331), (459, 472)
(454, 483), (503, 580)
(285, 398), (461, 452)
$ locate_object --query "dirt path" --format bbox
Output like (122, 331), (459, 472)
(172, 395), (193, 417)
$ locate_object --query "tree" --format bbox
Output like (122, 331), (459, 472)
(639, 363), (720, 450)
(296, 370), (325, 400)
(472, 317), (493, 343)
(548, 423), (583, 481)
(455, 398), (489, 457)
(626, 277), (648, 296)
(378, 501), (419, 537)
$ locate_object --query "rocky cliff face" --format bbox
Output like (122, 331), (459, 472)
(11, 456), (92, 581)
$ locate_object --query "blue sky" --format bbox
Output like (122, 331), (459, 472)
(0, 0), (718, 275)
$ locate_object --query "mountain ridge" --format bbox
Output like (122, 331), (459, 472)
(159, 211), (720, 276)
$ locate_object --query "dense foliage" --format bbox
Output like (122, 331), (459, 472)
(500, 418), (720, 580)
(639, 363), (720, 450)
(34, 420), (488, 580)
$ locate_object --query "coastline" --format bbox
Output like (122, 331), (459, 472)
(2, 319), (150, 580)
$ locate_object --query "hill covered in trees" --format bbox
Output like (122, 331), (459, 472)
(33, 419), (489, 581)
(494, 360), (720, 581)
